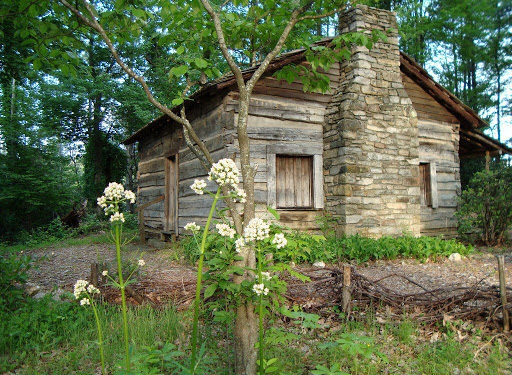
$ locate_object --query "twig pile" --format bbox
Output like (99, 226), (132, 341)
(285, 266), (512, 326)
(102, 265), (511, 328)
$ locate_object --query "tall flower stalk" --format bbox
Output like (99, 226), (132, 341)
(186, 159), (246, 373)
(114, 222), (130, 370)
(97, 182), (136, 371)
(257, 249), (265, 375)
(189, 186), (220, 372)
(73, 280), (105, 375)
(185, 159), (286, 373)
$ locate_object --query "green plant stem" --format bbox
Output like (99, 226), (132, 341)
(190, 187), (221, 373)
(258, 249), (264, 375)
(90, 297), (105, 375)
(115, 223), (130, 371)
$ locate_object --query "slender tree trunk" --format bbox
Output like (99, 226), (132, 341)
(234, 91), (258, 375)
(10, 78), (15, 118)
(234, 304), (258, 374)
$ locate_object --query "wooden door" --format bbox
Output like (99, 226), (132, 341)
(165, 155), (178, 233)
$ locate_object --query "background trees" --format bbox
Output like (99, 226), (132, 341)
(367, 0), (512, 144)
(1, 0), (510, 236)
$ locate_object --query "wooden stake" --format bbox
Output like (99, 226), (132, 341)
(342, 265), (351, 315)
(497, 255), (510, 332)
(485, 151), (491, 171)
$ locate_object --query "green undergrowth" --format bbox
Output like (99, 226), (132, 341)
(0, 296), (182, 374)
(277, 233), (473, 264)
(181, 229), (473, 265)
(2, 296), (508, 374)
(0, 213), (139, 251)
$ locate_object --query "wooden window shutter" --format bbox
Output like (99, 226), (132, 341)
(419, 163), (431, 206)
(276, 156), (313, 208)
(419, 162), (438, 208)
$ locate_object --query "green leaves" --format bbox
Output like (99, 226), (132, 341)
(457, 163), (512, 245)
(171, 98), (184, 106)
(194, 58), (208, 69)
(203, 283), (217, 299)
(317, 333), (388, 363)
(169, 65), (189, 79)
(312, 363), (349, 375)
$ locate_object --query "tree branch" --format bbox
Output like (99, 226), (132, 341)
(198, 0), (246, 92)
(245, 1), (316, 93)
(58, 0), (215, 166)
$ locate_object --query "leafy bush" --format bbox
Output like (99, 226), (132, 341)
(273, 233), (472, 264)
(77, 213), (109, 234)
(457, 163), (512, 245)
(0, 249), (32, 311)
(180, 228), (471, 265)
(17, 218), (76, 246)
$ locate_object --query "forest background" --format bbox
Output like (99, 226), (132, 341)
(1, 0), (511, 242)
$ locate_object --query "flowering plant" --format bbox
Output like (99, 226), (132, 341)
(184, 158), (291, 374)
(73, 279), (105, 374)
(97, 182), (136, 222)
(96, 182), (141, 372)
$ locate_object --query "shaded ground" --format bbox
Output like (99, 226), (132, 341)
(25, 239), (512, 312)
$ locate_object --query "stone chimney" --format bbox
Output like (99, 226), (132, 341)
(323, 5), (421, 237)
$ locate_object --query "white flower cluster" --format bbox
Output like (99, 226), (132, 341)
(231, 187), (247, 203)
(243, 218), (270, 243)
(272, 233), (287, 249)
(97, 182), (135, 222)
(190, 179), (207, 195)
(185, 222), (201, 233)
(235, 237), (245, 253)
(252, 283), (269, 296)
(103, 182), (125, 201)
(98, 182), (135, 204)
(208, 158), (239, 188)
(73, 279), (100, 307)
(260, 271), (271, 281)
(73, 280), (88, 299)
(138, 259), (146, 267)
(102, 270), (109, 276)
(124, 190), (136, 204)
(110, 212), (125, 223)
(216, 223), (236, 238)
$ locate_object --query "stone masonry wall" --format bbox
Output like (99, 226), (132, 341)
(323, 5), (421, 237)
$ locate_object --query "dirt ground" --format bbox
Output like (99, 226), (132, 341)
(25, 239), (512, 310)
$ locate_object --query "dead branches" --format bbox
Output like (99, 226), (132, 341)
(284, 266), (511, 327)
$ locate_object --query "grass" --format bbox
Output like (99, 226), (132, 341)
(1, 231), (509, 374)
(1, 287), (510, 374)
(0, 296), (182, 374)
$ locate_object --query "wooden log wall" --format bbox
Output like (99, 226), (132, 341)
(402, 73), (461, 237)
(224, 63), (340, 231)
(137, 94), (233, 238)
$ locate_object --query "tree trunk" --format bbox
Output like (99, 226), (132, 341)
(234, 91), (258, 375)
(234, 304), (258, 375)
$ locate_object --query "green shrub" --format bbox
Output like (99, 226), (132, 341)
(0, 249), (32, 311)
(180, 229), (472, 265)
(77, 213), (109, 234)
(457, 163), (512, 245)
(16, 218), (75, 247)
(273, 233), (472, 264)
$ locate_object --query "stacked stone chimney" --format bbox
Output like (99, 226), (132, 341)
(323, 5), (421, 237)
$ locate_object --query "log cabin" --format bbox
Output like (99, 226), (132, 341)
(123, 5), (512, 242)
